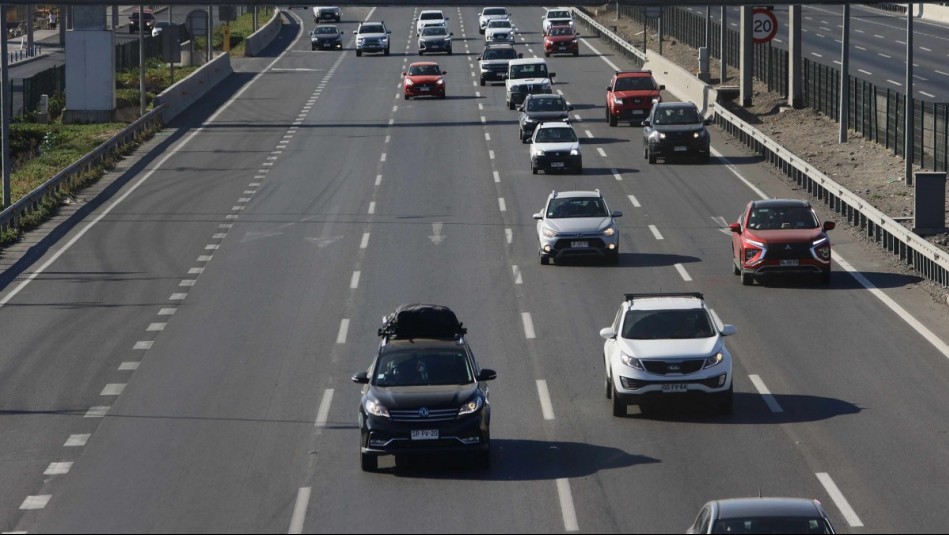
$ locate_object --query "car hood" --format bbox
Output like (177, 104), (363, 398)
(618, 337), (721, 360)
(487, 27), (513, 34)
(545, 34), (576, 42)
(420, 35), (450, 42)
(652, 123), (705, 133)
(544, 216), (611, 234)
(358, 32), (387, 39)
(745, 228), (825, 243)
(508, 77), (551, 87)
(535, 141), (579, 152)
(405, 75), (443, 84)
(614, 90), (660, 100)
(370, 384), (478, 409)
(522, 111), (570, 121)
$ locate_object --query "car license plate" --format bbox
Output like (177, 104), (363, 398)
(571, 241), (588, 248)
(632, 109), (644, 115)
(674, 146), (688, 152)
(411, 429), (439, 440)
(661, 384), (688, 393)
(550, 161), (565, 168)
(420, 87), (430, 92)
(780, 259), (800, 266)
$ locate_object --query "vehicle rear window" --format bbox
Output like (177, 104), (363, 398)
(622, 309), (715, 339)
(546, 197), (607, 219)
(408, 65), (441, 76)
(374, 351), (474, 387)
(712, 517), (833, 534)
(747, 206), (819, 230)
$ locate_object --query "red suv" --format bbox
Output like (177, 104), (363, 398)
(729, 199), (835, 285)
(605, 70), (663, 126)
(543, 23), (579, 57)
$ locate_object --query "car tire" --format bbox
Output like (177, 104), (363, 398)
(360, 452), (377, 472)
(608, 250), (620, 265)
(544, 51), (550, 57)
(447, 48), (452, 55)
(419, 50), (424, 56)
(741, 272), (754, 286)
(607, 110), (617, 127)
(385, 47), (390, 56)
(356, 50), (362, 57)
(480, 77), (486, 86)
(404, 93), (411, 100)
(718, 385), (734, 415)
(647, 148), (657, 164)
(509, 101), (515, 111)
(540, 253), (550, 265)
(611, 383), (626, 417)
(732, 259), (741, 275)
(605, 367), (612, 399)
(531, 166), (538, 175)
(574, 49), (579, 57)
(312, 45), (316, 51)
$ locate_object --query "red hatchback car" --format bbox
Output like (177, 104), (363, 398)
(605, 70), (664, 126)
(544, 24), (579, 56)
(729, 199), (835, 285)
(402, 62), (447, 99)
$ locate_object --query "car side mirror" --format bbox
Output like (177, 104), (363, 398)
(823, 221), (836, 231)
(729, 223), (742, 233)
(352, 371), (370, 384)
(442, 71), (447, 75)
(641, 120), (650, 127)
(401, 72), (407, 76)
(449, 32), (453, 36)
(533, 212), (544, 220)
(612, 210), (623, 218)
(518, 53), (523, 58)
(567, 104), (574, 111)
(720, 325), (737, 337)
(704, 118), (714, 125)
(599, 327), (617, 340)
(659, 84), (666, 90)
(353, 30), (358, 34)
(387, 30), (392, 34)
(478, 369), (497, 381)
(549, 72), (556, 78)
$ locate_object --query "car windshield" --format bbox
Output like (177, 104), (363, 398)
(420, 12), (444, 20)
(548, 10), (570, 19)
(549, 26), (573, 36)
(510, 63), (548, 79)
(489, 20), (512, 28)
(622, 309), (715, 339)
(712, 517), (834, 534)
(360, 25), (384, 34)
(546, 198), (607, 219)
(526, 98), (566, 112)
(747, 206), (819, 230)
(373, 350), (474, 387)
(484, 8), (507, 16)
(315, 26), (338, 34)
(422, 27), (448, 36)
(534, 127), (577, 143)
(653, 107), (702, 125)
(408, 65), (441, 76)
(483, 48), (517, 60)
(614, 77), (656, 91)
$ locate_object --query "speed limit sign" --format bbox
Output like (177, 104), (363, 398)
(752, 7), (779, 44)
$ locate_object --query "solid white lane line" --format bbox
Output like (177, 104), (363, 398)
(288, 487), (312, 534)
(499, 198), (507, 212)
(556, 479), (580, 532)
(350, 271), (361, 289)
(816, 473), (864, 527)
(675, 264), (692, 282)
(44, 462), (73, 476)
(522, 312), (536, 339)
(628, 194), (641, 208)
(612, 169), (623, 181)
(536, 380), (555, 420)
(85, 406), (109, 418)
(118, 362), (139, 371)
(64, 434), (90, 447)
(505, 228), (513, 244)
(493, 171), (501, 183)
(712, 148), (769, 198)
(336, 319), (349, 344)
(648, 225), (664, 240)
(20, 495), (51, 510)
(147, 323), (166, 331)
(100, 384), (126, 396)
(360, 233), (370, 249)
(597, 147), (607, 157)
(748, 374), (784, 413)
(315, 389), (334, 427)
(512, 265), (523, 284)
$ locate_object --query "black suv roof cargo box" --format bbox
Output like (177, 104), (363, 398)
(379, 304), (467, 339)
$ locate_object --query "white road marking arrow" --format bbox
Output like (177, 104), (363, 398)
(429, 222), (446, 245)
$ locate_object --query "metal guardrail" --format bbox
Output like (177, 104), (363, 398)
(572, 8), (646, 64)
(0, 106), (165, 236)
(572, 7), (949, 287)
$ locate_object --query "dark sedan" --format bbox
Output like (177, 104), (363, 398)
(311, 25), (343, 50)
(642, 101), (712, 163)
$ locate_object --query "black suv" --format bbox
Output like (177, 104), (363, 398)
(518, 93), (573, 142)
(352, 304), (497, 472)
(128, 9), (155, 34)
(641, 101), (712, 164)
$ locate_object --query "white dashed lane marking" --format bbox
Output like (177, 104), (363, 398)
(648, 225), (664, 240)
(64, 434), (89, 447)
(119, 362), (139, 371)
(748, 374), (784, 413)
(288, 487), (312, 534)
(350, 271), (361, 289)
(44, 462), (73, 476)
(360, 233), (370, 249)
(84, 406), (109, 418)
(100, 384), (126, 396)
(522, 312), (536, 339)
(816, 473), (864, 527)
(499, 198), (507, 212)
(336, 319), (350, 344)
(556, 479), (580, 532)
(20, 495), (51, 510)
(675, 264), (692, 282)
(512, 265), (523, 284)
(315, 389), (334, 428)
(628, 195), (641, 208)
(535, 379), (555, 420)
(597, 148), (607, 157)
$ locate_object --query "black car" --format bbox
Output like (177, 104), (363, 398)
(352, 304), (497, 472)
(310, 25), (343, 50)
(518, 94), (573, 142)
(128, 9), (155, 34)
(418, 26), (453, 55)
(641, 101), (712, 164)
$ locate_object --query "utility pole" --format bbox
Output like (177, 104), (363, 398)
(139, 3), (145, 117)
(839, 4), (850, 143)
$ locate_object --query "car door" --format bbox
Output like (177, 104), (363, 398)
(603, 306), (624, 374)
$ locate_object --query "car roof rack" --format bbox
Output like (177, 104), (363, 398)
(615, 69), (652, 75)
(624, 292), (704, 302)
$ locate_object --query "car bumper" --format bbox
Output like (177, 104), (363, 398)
(539, 234), (617, 259)
(532, 153), (582, 172)
(360, 410), (490, 455)
(404, 84), (445, 97)
(420, 42), (451, 53)
(742, 259), (830, 277)
(545, 42), (578, 54)
(613, 371), (731, 399)
(357, 43), (388, 53)
(480, 68), (507, 81)
(312, 40), (342, 49)
(610, 106), (652, 121)
(647, 139), (710, 158)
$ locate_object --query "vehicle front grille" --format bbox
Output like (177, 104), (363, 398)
(389, 408), (458, 422)
(620, 375), (725, 390)
(642, 359), (705, 375)
(765, 242), (812, 260)
(552, 238), (604, 250)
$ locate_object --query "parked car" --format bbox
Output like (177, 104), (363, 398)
(605, 69), (664, 126)
(534, 189), (621, 265)
(687, 498), (837, 534)
(729, 199), (835, 285)
(478, 43), (522, 86)
(600, 293), (736, 416)
(311, 25), (343, 50)
(418, 26), (452, 55)
(518, 93), (573, 142)
(352, 304), (497, 471)
(529, 121), (582, 174)
(402, 62), (447, 99)
(642, 101), (712, 163)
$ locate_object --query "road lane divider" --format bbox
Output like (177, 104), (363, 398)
(748, 374), (784, 413)
(288, 487), (312, 534)
(816, 473), (864, 527)
(315, 389), (334, 428)
(648, 225), (664, 240)
(556, 479), (580, 532)
(535, 380), (555, 420)
(336, 319), (350, 344)
(522, 312), (536, 339)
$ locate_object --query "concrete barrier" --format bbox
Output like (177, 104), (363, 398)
(643, 51), (718, 117)
(244, 8), (284, 57)
(153, 53), (234, 123)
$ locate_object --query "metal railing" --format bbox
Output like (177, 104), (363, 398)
(8, 45), (42, 64)
(572, 7), (949, 287)
(0, 106), (165, 236)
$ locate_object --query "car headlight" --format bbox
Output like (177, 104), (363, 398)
(364, 398), (389, 418)
(570, 148), (580, 156)
(620, 353), (644, 370)
(542, 226), (558, 238)
(458, 395), (484, 416)
(613, 97), (623, 105)
(533, 149), (546, 156)
(813, 237), (831, 260)
(404, 78), (414, 86)
(357, 38), (365, 45)
(542, 82), (552, 91)
(703, 352), (724, 369)
(602, 225), (616, 237)
(436, 79), (445, 85)
(524, 117), (537, 124)
(649, 131), (666, 140)
(693, 130), (708, 139)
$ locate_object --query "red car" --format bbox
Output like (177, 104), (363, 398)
(402, 62), (447, 99)
(729, 199), (835, 285)
(605, 70), (664, 126)
(544, 24), (579, 57)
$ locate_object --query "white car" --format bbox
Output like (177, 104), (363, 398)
(151, 20), (172, 38)
(416, 10), (448, 36)
(505, 57), (555, 110)
(313, 6), (342, 23)
(542, 7), (575, 35)
(533, 190), (621, 265)
(600, 293), (736, 417)
(484, 19), (516, 43)
(529, 122), (582, 175)
(478, 7), (510, 34)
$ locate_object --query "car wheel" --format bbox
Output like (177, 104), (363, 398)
(531, 166), (538, 175)
(473, 449), (491, 470)
(611, 383), (626, 417)
(356, 50), (362, 57)
(508, 101), (515, 111)
(447, 48), (452, 55)
(732, 259), (741, 275)
(718, 385), (734, 415)
(404, 93), (411, 100)
(360, 452), (377, 472)
(540, 254), (549, 265)
(608, 110), (617, 127)
(608, 250), (620, 265)
(419, 50), (423, 56)
(574, 49), (579, 57)
(312, 45), (316, 51)
(544, 51), (550, 57)
(605, 367), (612, 399)
(741, 272), (754, 286)
(821, 269), (832, 285)
(647, 148), (657, 164)
(384, 47), (390, 56)
(480, 77), (485, 86)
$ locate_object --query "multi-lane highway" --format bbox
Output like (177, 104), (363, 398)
(2, 5), (949, 533)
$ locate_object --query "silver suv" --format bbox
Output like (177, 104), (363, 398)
(354, 21), (390, 56)
(600, 293), (736, 417)
(533, 189), (621, 265)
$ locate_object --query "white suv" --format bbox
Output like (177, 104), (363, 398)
(600, 293), (736, 416)
(416, 10), (449, 36)
(542, 7), (575, 36)
(479, 7), (510, 34)
(505, 57), (555, 110)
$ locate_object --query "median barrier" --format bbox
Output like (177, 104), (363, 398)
(153, 52), (233, 124)
(244, 7), (283, 57)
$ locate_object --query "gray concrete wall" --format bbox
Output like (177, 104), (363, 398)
(153, 52), (233, 123)
(244, 8), (283, 57)
(643, 50), (719, 118)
